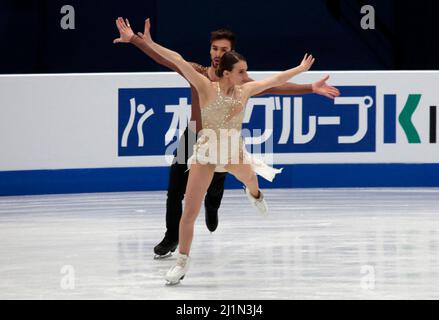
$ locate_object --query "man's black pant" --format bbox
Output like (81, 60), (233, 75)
(164, 128), (226, 241)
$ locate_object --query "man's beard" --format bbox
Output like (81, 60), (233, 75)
(212, 58), (220, 68)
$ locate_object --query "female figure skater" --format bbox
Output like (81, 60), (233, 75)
(140, 19), (314, 284)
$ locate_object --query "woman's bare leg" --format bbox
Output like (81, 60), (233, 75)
(179, 163), (216, 255)
(224, 164), (260, 198)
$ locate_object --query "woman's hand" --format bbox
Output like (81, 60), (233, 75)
(299, 53), (315, 72)
(113, 17), (134, 44)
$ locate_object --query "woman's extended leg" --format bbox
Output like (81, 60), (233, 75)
(224, 164), (260, 198)
(224, 163), (268, 215)
(178, 163), (216, 255)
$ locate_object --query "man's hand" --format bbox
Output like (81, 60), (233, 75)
(311, 75), (340, 99)
(113, 17), (134, 44)
(136, 18), (153, 43)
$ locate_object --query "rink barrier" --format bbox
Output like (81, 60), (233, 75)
(1, 163), (438, 196)
(1, 71), (438, 196)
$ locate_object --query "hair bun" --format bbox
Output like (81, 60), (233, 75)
(216, 51), (246, 78)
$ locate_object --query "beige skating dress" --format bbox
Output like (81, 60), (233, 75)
(187, 82), (282, 182)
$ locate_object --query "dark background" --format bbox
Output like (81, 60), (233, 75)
(1, 0), (438, 74)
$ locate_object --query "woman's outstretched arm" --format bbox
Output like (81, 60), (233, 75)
(132, 18), (211, 96)
(242, 54), (315, 97)
(114, 17), (180, 72)
(114, 17), (212, 87)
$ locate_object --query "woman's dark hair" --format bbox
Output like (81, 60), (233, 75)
(215, 51), (246, 77)
(210, 29), (236, 50)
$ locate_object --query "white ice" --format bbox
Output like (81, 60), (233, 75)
(1, 188), (439, 299)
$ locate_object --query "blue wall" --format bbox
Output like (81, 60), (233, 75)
(2, 164), (439, 196)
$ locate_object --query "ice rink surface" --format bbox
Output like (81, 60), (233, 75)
(1, 188), (439, 299)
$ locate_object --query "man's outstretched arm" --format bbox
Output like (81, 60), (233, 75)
(246, 75), (340, 99)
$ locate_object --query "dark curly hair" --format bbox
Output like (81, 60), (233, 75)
(210, 29), (236, 50)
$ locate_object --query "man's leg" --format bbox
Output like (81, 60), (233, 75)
(153, 162), (189, 258)
(204, 172), (227, 232)
(154, 128), (191, 258)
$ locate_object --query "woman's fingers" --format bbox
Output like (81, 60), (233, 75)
(119, 17), (127, 29)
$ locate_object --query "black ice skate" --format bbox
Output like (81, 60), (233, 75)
(153, 236), (178, 260)
(205, 206), (218, 232)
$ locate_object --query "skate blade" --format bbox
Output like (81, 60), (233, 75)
(165, 275), (185, 286)
(154, 252), (173, 260)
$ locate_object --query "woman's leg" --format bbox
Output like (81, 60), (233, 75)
(179, 163), (216, 255)
(224, 164), (260, 198)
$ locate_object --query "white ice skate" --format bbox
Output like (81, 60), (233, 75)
(245, 187), (268, 216)
(165, 253), (191, 285)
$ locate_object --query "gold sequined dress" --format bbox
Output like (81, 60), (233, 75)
(187, 82), (283, 182)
